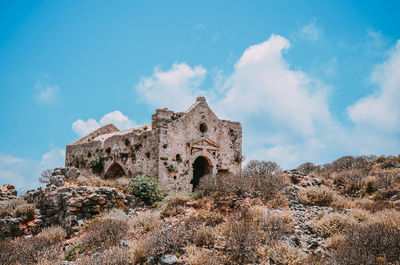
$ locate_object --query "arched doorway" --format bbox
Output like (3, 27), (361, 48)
(104, 162), (125, 179)
(191, 156), (211, 190)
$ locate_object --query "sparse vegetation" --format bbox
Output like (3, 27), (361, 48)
(298, 186), (336, 206)
(160, 192), (191, 217)
(87, 156), (104, 173)
(129, 175), (163, 205)
(1, 154), (399, 265)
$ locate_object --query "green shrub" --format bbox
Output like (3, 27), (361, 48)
(130, 175), (163, 205)
(87, 156), (104, 173)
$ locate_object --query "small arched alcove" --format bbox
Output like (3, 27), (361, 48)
(104, 162), (125, 179)
(191, 156), (211, 190)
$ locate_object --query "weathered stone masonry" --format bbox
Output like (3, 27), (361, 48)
(65, 97), (242, 192)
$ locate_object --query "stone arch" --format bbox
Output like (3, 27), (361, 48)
(189, 151), (217, 191)
(104, 162), (126, 179)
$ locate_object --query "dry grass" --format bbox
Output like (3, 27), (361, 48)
(188, 210), (225, 226)
(0, 207), (11, 218)
(130, 211), (163, 233)
(67, 175), (132, 193)
(314, 212), (356, 238)
(192, 225), (215, 247)
(81, 209), (129, 250)
(78, 246), (135, 265)
(183, 245), (224, 265)
(38, 226), (66, 242)
(264, 242), (307, 264)
(370, 208), (400, 228)
(14, 203), (36, 221)
(160, 192), (191, 217)
(298, 186), (336, 206)
(349, 208), (372, 223)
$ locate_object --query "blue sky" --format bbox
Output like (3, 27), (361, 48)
(1, 0), (400, 190)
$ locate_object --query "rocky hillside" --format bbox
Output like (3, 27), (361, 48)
(0, 154), (399, 265)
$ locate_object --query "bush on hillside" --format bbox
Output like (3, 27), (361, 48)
(297, 162), (318, 175)
(160, 192), (191, 217)
(243, 160), (282, 178)
(298, 186), (336, 206)
(130, 175), (163, 205)
(331, 222), (400, 265)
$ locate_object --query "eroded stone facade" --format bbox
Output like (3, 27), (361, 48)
(65, 97), (242, 192)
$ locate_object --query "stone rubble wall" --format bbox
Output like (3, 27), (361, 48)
(24, 185), (136, 237)
(0, 168), (137, 239)
(0, 184), (18, 201)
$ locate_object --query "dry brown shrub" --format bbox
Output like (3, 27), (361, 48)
(266, 242), (307, 264)
(297, 162), (318, 175)
(130, 212), (163, 233)
(0, 236), (63, 265)
(78, 246), (135, 265)
(0, 207), (11, 218)
(188, 210), (225, 227)
(134, 224), (190, 262)
(371, 209), (400, 228)
(259, 210), (294, 241)
(183, 245), (224, 265)
(331, 169), (365, 194)
(14, 203), (36, 220)
(349, 208), (372, 223)
(37, 225), (66, 242)
(266, 192), (289, 208)
(82, 216), (129, 250)
(160, 192), (191, 217)
(192, 225), (215, 247)
(243, 160), (282, 178)
(314, 213), (356, 238)
(364, 175), (378, 193)
(223, 208), (262, 264)
(254, 172), (290, 201)
(298, 186), (336, 206)
(330, 222), (400, 265)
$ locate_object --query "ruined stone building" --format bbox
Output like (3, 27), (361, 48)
(65, 97), (242, 192)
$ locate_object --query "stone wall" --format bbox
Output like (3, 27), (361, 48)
(155, 98), (242, 192)
(65, 97), (242, 193)
(25, 185), (137, 237)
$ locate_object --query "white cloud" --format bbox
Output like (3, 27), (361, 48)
(299, 18), (321, 41)
(0, 148), (65, 192)
(130, 34), (400, 169)
(35, 76), (60, 103)
(217, 34), (334, 137)
(348, 40), (400, 133)
(135, 63), (207, 111)
(72, 111), (137, 137)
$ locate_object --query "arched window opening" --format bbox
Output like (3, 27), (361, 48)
(105, 163), (125, 179)
(191, 156), (211, 190)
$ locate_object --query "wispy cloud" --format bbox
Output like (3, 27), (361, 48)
(35, 74), (60, 103)
(0, 148), (65, 192)
(298, 18), (322, 41)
